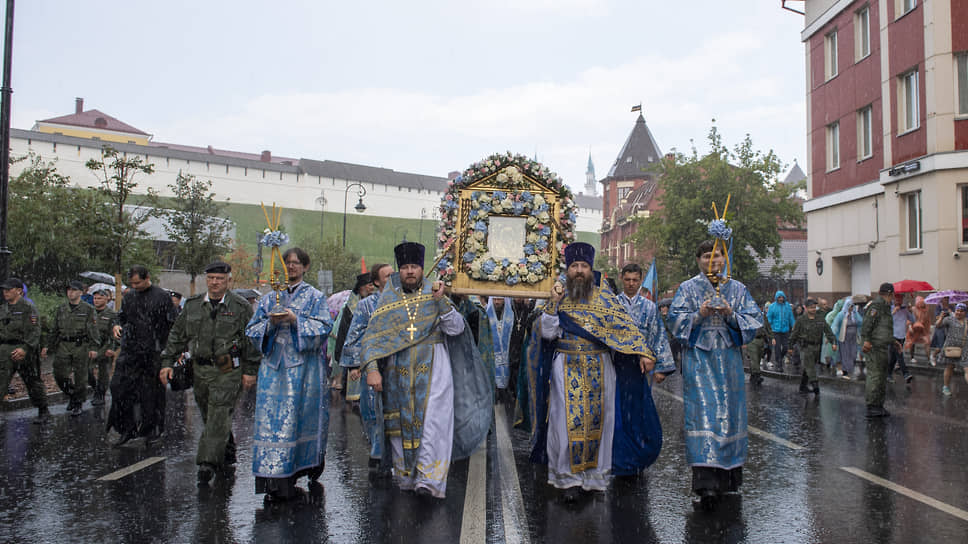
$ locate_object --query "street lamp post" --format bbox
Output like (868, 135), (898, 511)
(315, 193), (327, 241)
(419, 208), (426, 244)
(342, 182), (367, 248)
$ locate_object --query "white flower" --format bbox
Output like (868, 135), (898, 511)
(527, 233), (539, 243)
(507, 266), (518, 276)
(474, 231), (485, 241)
(533, 195), (546, 206)
(471, 261), (482, 274)
(471, 200), (480, 209)
(526, 273), (539, 283)
(537, 211), (550, 222)
(527, 255), (539, 263)
(505, 166), (519, 177)
(487, 274), (499, 281)
(539, 253), (551, 263)
(263, 228), (272, 234)
(479, 194), (492, 203)
(501, 198), (513, 209)
(527, 216), (537, 226)
(496, 173), (508, 183)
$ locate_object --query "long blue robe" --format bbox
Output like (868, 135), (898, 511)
(527, 287), (663, 481)
(669, 274), (761, 470)
(616, 293), (676, 375)
(246, 282), (332, 482)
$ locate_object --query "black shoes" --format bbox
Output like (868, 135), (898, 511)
(904, 374), (913, 384)
(561, 487), (581, 503)
(810, 381), (820, 395)
(695, 489), (719, 511)
(32, 407), (52, 424)
(69, 403), (83, 417)
(91, 392), (105, 406)
(111, 431), (136, 448)
(750, 374), (764, 385)
(197, 464), (215, 486)
(865, 406), (890, 418)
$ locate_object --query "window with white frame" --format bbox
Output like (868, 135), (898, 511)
(826, 122), (840, 171)
(825, 30), (839, 80)
(900, 0), (916, 16)
(857, 105), (873, 159)
(899, 69), (919, 132)
(904, 191), (922, 251)
(855, 6), (870, 61)
(960, 186), (968, 246)
(957, 52), (968, 116)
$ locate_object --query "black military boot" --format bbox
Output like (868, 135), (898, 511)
(91, 390), (105, 406)
(798, 372), (809, 393)
(197, 464), (215, 486)
(32, 406), (52, 424)
(810, 381), (820, 395)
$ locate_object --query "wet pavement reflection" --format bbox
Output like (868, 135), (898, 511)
(1, 369), (967, 543)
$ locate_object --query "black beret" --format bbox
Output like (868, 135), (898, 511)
(805, 298), (818, 307)
(205, 261), (232, 274)
(878, 282), (895, 294)
(68, 280), (85, 291)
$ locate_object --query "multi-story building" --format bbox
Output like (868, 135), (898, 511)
(795, 0), (968, 297)
(599, 113), (664, 267)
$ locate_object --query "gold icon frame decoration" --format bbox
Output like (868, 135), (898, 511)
(431, 152), (578, 299)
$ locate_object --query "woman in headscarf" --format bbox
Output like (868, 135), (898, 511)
(822, 298), (846, 374)
(831, 296), (863, 379)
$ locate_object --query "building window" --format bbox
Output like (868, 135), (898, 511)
(857, 105), (873, 160)
(900, 0), (916, 16)
(898, 69), (919, 133)
(825, 30), (839, 80)
(960, 186), (968, 246)
(826, 122), (840, 171)
(617, 187), (631, 201)
(957, 52), (968, 116)
(855, 6), (870, 61)
(904, 191), (922, 251)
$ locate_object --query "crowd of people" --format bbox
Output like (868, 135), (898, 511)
(745, 285), (968, 409)
(6, 233), (967, 514)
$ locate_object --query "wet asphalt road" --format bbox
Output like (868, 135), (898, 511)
(2, 371), (967, 543)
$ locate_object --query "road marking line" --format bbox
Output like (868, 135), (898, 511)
(96, 456), (166, 482)
(459, 444), (487, 544)
(495, 404), (531, 544)
(841, 466), (968, 522)
(652, 387), (805, 451)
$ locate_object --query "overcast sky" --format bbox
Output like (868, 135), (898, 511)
(9, 1), (808, 193)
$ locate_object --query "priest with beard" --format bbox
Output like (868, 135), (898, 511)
(527, 242), (662, 501)
(359, 242), (490, 498)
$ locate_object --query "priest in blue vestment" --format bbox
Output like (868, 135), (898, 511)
(669, 239), (762, 510)
(528, 242), (662, 501)
(485, 296), (514, 394)
(246, 247), (333, 501)
(359, 242), (491, 498)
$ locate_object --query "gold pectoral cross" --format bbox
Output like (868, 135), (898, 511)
(406, 323), (417, 341)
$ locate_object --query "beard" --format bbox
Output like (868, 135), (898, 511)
(566, 273), (594, 301)
(401, 275), (422, 293)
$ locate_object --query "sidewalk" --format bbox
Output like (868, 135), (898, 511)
(749, 351), (945, 386)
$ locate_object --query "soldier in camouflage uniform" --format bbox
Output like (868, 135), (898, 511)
(89, 288), (119, 406)
(159, 262), (261, 486)
(43, 280), (100, 416)
(0, 278), (50, 422)
(789, 298), (837, 395)
(861, 283), (896, 418)
(746, 306), (773, 385)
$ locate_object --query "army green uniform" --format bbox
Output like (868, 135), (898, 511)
(790, 313), (837, 390)
(746, 314), (773, 377)
(89, 306), (119, 404)
(160, 291), (261, 470)
(48, 301), (100, 408)
(861, 297), (894, 410)
(0, 298), (48, 409)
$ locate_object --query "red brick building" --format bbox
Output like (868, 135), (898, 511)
(796, 0), (968, 296)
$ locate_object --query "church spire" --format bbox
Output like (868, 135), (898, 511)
(584, 151), (597, 196)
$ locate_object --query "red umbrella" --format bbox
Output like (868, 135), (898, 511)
(893, 279), (934, 293)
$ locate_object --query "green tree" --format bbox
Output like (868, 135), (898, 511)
(298, 237), (362, 293)
(85, 146), (156, 296)
(160, 172), (233, 295)
(8, 153), (106, 290)
(223, 241), (259, 288)
(635, 125), (804, 286)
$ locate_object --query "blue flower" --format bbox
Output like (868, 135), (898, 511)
(493, 190), (506, 201)
(568, 212), (577, 222)
(523, 244), (535, 256)
(463, 251), (476, 263)
(480, 201), (492, 212)
(707, 219), (732, 240)
(469, 209), (479, 220)
(437, 259), (451, 271)
(501, 258), (510, 267)
(474, 220), (487, 232)
(483, 259), (496, 274)
(520, 191), (533, 202)
(536, 239), (548, 251)
(512, 202), (525, 215)
(472, 191), (481, 199)
(536, 203), (549, 213)
(261, 231), (290, 247)
(540, 226), (551, 236)
(529, 262), (543, 273)
(505, 275), (520, 286)
(445, 200), (458, 210)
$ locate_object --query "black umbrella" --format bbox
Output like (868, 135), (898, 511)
(79, 271), (115, 285)
(232, 288), (261, 301)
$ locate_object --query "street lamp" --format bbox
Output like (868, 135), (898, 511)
(342, 182), (367, 248)
(315, 193), (327, 241)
